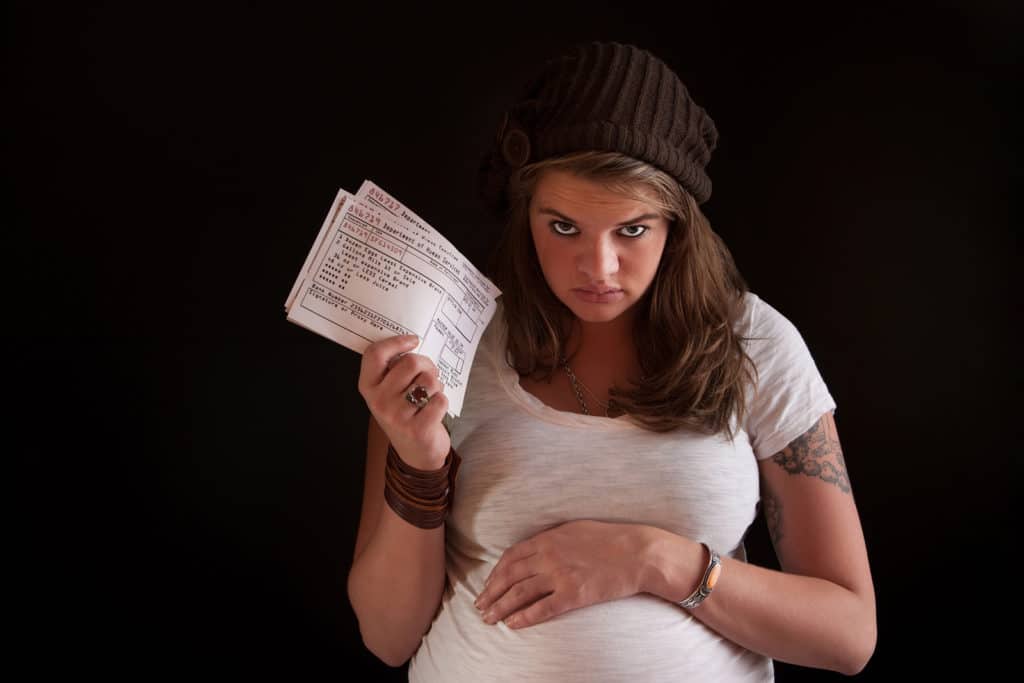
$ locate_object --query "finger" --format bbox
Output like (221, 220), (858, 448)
(485, 539), (537, 588)
(479, 575), (552, 626)
(359, 334), (420, 392)
(384, 348), (413, 371)
(505, 593), (565, 630)
(396, 370), (446, 417)
(476, 554), (540, 612)
(411, 388), (449, 424)
(379, 353), (441, 399)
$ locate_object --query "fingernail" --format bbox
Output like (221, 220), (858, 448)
(483, 610), (495, 624)
(506, 614), (519, 628)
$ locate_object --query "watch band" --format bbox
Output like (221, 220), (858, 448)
(676, 543), (722, 609)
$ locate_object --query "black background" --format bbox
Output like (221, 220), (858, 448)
(9, 1), (1018, 680)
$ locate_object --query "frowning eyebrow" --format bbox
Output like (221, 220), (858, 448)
(537, 207), (661, 226)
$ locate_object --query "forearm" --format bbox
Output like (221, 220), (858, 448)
(347, 506), (447, 666)
(640, 527), (876, 675)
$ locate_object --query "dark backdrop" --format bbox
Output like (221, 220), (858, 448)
(9, 1), (1018, 680)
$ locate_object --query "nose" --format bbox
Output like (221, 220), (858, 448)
(576, 235), (619, 281)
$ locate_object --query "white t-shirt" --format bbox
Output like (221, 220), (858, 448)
(408, 292), (836, 682)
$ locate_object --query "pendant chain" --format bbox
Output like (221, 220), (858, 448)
(560, 357), (610, 417)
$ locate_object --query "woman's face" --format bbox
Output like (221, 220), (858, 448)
(528, 169), (670, 325)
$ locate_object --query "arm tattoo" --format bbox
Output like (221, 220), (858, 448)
(771, 417), (851, 494)
(762, 488), (784, 548)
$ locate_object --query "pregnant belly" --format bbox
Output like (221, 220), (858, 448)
(410, 589), (771, 682)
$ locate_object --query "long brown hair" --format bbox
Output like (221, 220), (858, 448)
(488, 151), (757, 437)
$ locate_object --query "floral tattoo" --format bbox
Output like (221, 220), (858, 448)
(771, 416), (851, 494)
(761, 488), (784, 548)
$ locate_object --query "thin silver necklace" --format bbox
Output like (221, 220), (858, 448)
(560, 357), (610, 416)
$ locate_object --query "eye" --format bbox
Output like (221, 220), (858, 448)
(550, 220), (579, 236)
(617, 224), (648, 238)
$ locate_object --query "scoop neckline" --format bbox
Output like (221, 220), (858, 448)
(493, 337), (640, 432)
(484, 291), (764, 432)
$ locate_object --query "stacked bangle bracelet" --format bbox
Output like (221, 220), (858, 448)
(383, 442), (461, 530)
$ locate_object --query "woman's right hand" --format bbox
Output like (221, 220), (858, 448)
(357, 334), (451, 470)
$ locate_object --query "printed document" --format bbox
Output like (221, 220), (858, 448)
(285, 180), (501, 417)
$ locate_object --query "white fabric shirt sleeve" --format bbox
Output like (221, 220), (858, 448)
(743, 294), (837, 460)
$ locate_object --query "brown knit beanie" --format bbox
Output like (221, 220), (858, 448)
(479, 41), (718, 218)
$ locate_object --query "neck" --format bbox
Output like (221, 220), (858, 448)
(563, 311), (642, 383)
(569, 304), (632, 347)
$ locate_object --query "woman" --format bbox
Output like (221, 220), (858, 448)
(348, 41), (876, 681)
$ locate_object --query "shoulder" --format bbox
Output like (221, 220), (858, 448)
(449, 298), (513, 439)
(739, 292), (836, 459)
(465, 296), (513, 384)
(479, 297), (509, 361)
(736, 291), (800, 343)
(736, 291), (823, 376)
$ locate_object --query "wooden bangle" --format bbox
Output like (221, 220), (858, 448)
(383, 443), (461, 529)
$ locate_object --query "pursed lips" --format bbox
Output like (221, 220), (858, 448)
(571, 286), (627, 303)
(574, 286), (623, 294)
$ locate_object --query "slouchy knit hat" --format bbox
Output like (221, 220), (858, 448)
(479, 41), (719, 218)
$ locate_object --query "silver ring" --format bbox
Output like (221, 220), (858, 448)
(404, 384), (430, 409)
